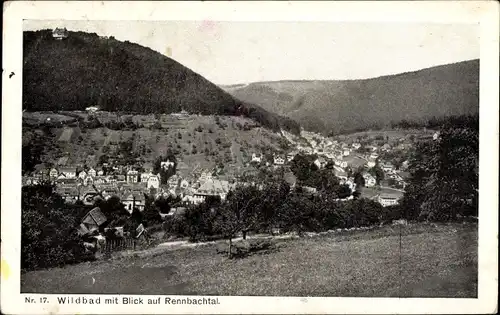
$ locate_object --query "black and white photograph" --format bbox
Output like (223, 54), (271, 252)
(2, 1), (498, 314)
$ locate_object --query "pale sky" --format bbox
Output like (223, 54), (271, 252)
(24, 20), (479, 85)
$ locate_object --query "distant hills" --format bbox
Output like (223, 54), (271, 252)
(23, 30), (300, 134)
(222, 60), (479, 134)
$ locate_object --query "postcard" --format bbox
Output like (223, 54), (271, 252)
(2, 1), (498, 314)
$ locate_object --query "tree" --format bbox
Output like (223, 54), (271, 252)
(213, 185), (262, 258)
(276, 192), (321, 235)
(155, 196), (172, 214)
(184, 203), (217, 242)
(254, 181), (290, 234)
(143, 195), (162, 227)
(95, 196), (128, 227)
(400, 115), (478, 221)
(354, 171), (365, 188)
(290, 153), (318, 183)
(21, 183), (93, 270)
(369, 164), (384, 185)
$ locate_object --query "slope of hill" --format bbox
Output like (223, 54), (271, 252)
(22, 112), (289, 177)
(23, 30), (299, 134)
(222, 60), (479, 134)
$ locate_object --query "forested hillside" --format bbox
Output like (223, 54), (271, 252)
(23, 30), (299, 134)
(223, 60), (479, 134)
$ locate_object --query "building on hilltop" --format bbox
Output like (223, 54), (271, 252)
(52, 27), (69, 40)
(251, 153), (262, 163)
(160, 159), (175, 170)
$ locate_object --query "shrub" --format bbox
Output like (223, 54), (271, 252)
(21, 183), (95, 270)
(163, 215), (188, 237)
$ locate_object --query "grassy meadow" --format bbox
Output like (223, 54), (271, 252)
(21, 222), (477, 297)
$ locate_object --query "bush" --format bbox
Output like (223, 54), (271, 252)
(217, 239), (277, 259)
(163, 215), (188, 237)
(21, 183), (95, 270)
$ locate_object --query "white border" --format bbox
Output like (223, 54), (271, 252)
(2, 1), (498, 314)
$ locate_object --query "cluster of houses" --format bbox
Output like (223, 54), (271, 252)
(255, 129), (419, 206)
(22, 157), (243, 213)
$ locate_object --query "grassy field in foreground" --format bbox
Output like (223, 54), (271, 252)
(21, 222), (477, 297)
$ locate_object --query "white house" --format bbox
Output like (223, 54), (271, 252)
(314, 157), (327, 169)
(85, 106), (99, 113)
(367, 160), (377, 168)
(59, 167), (77, 179)
(180, 179), (190, 189)
(381, 163), (395, 173)
(140, 172), (153, 183)
(147, 174), (160, 189)
(274, 155), (285, 165)
(433, 131), (441, 141)
(199, 171), (212, 183)
(49, 168), (59, 179)
(363, 173), (377, 187)
(126, 170), (139, 183)
(83, 175), (94, 186)
(334, 159), (348, 168)
(378, 194), (401, 207)
(251, 153), (262, 163)
(168, 174), (181, 189)
(352, 143), (361, 150)
(78, 170), (87, 179)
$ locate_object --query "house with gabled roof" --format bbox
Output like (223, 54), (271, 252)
(334, 166), (348, 181)
(59, 166), (77, 178)
(147, 174), (160, 189)
(78, 170), (87, 179)
(77, 207), (107, 236)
